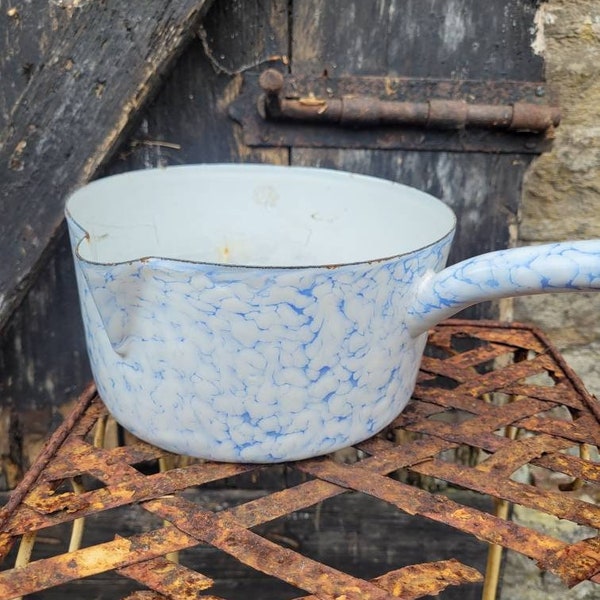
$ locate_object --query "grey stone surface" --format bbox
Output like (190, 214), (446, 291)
(508, 2), (600, 597)
(516, 1), (600, 393)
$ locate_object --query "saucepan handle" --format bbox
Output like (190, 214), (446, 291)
(406, 240), (600, 338)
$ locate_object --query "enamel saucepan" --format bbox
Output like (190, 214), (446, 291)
(65, 164), (600, 462)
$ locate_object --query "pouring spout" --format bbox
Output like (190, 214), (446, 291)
(77, 260), (144, 355)
(406, 240), (600, 338)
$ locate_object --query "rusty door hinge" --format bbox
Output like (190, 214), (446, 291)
(259, 69), (560, 133)
(228, 64), (560, 154)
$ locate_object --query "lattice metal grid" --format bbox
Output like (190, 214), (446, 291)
(1, 320), (600, 599)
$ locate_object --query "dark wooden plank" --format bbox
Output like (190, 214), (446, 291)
(0, 0), (49, 132)
(0, 0), (213, 330)
(105, 0), (290, 174)
(291, 0), (542, 320)
(291, 148), (531, 320)
(291, 0), (542, 79)
(0, 225), (91, 486)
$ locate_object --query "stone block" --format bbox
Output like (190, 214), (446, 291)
(514, 293), (600, 349)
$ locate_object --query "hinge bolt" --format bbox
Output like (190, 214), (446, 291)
(259, 69), (284, 95)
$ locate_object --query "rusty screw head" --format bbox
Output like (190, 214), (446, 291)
(259, 69), (284, 95)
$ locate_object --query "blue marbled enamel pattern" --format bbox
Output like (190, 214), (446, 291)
(65, 164), (600, 463)
(69, 229), (453, 462)
(408, 240), (600, 336)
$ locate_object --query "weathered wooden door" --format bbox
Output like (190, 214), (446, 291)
(0, 0), (549, 486)
(109, 0), (545, 304)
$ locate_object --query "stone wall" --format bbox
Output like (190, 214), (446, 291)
(501, 2), (600, 598)
(515, 0), (600, 396)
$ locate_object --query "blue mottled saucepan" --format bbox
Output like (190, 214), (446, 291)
(65, 164), (600, 462)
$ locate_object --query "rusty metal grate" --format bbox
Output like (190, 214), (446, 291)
(1, 320), (600, 599)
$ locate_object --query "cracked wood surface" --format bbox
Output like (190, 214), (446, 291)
(0, 0), (212, 329)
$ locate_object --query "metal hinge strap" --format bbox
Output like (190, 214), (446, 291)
(259, 69), (560, 133)
(228, 64), (560, 153)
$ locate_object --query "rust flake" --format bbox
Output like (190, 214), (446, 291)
(118, 555), (213, 597)
(543, 537), (600, 588)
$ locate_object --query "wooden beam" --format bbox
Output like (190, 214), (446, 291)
(0, 0), (213, 329)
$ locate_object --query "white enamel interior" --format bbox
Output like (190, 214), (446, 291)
(67, 164), (456, 267)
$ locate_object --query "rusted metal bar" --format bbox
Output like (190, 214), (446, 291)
(432, 319), (600, 416)
(475, 434), (573, 476)
(514, 413), (600, 446)
(411, 458), (600, 529)
(292, 560), (483, 600)
(0, 527), (200, 597)
(117, 556), (214, 598)
(6, 459), (258, 535)
(2, 320), (600, 597)
(231, 69), (560, 152)
(259, 68), (560, 132)
(147, 496), (396, 600)
(546, 537), (600, 587)
(122, 593), (170, 600)
(384, 411), (598, 484)
(296, 458), (566, 561)
(0, 384), (98, 564)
